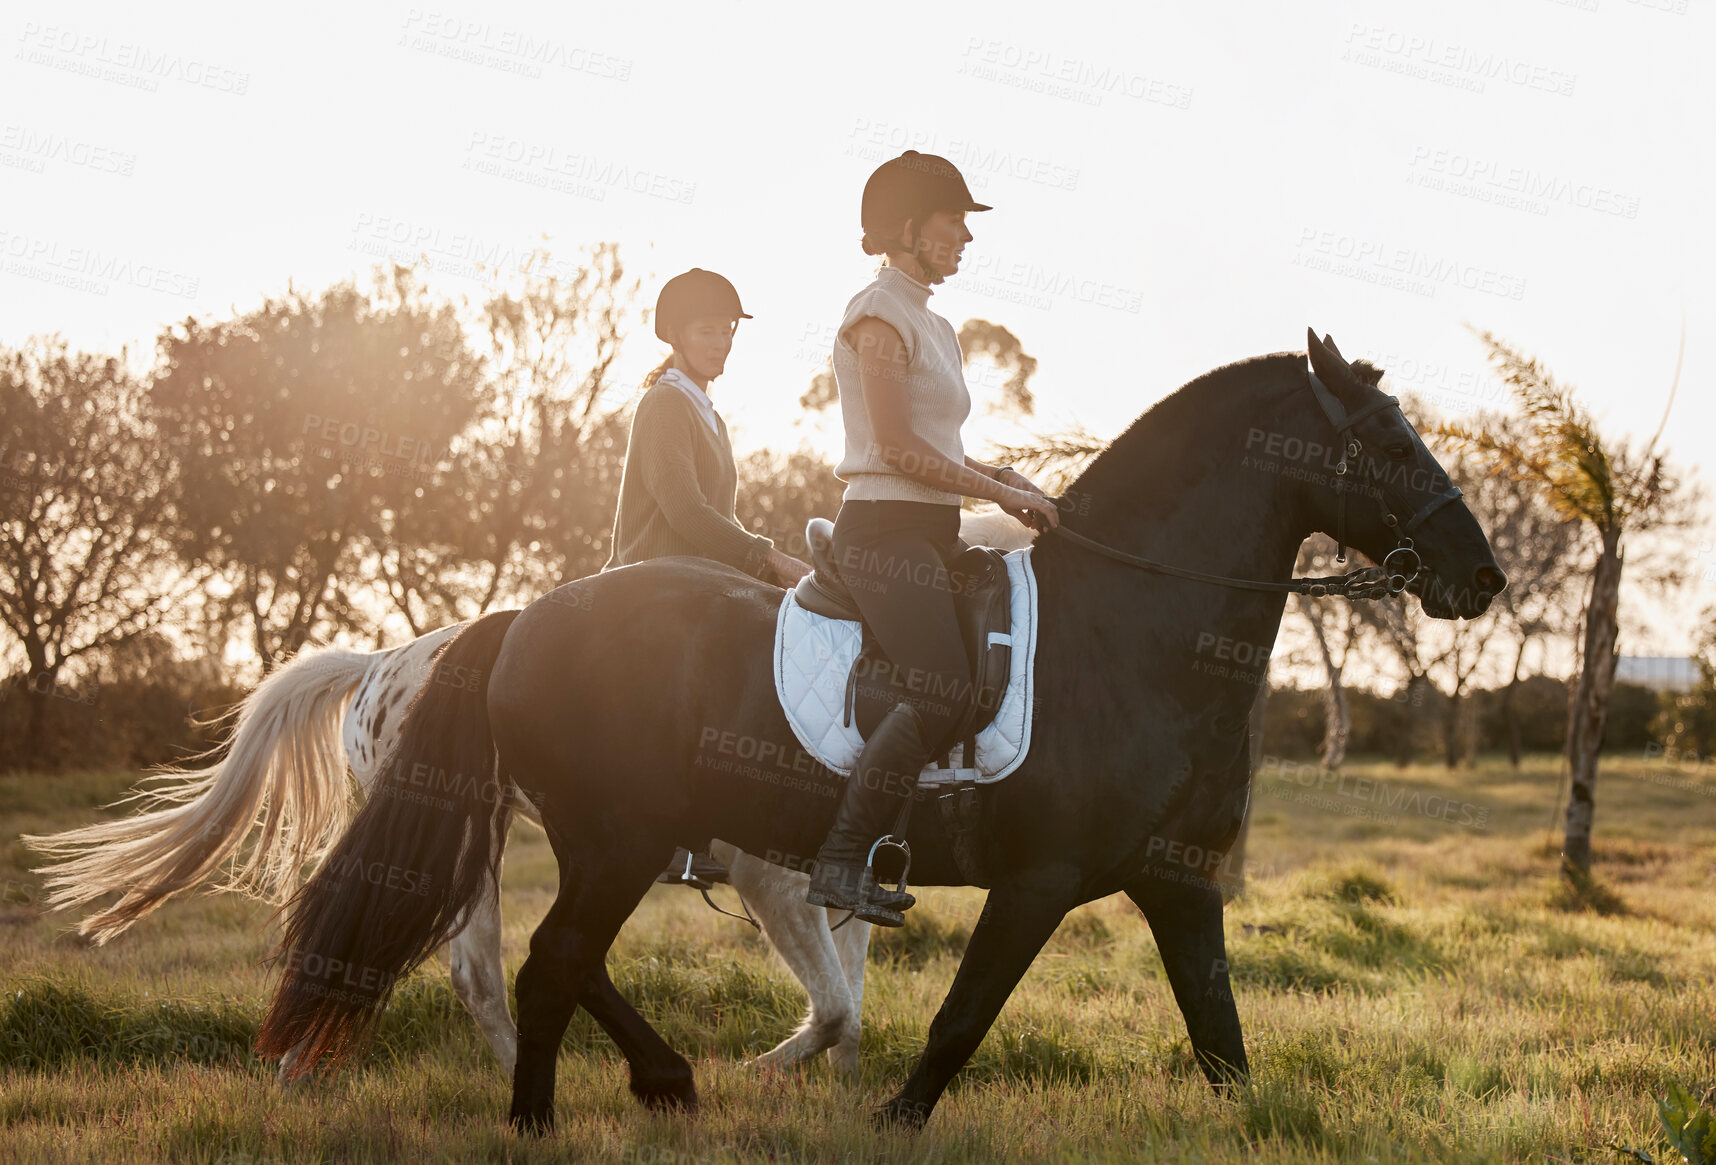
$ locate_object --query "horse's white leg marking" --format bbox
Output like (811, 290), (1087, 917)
(448, 865), (518, 1073)
(712, 840), (857, 1073)
(278, 1039), (305, 1085)
(827, 910), (872, 1073)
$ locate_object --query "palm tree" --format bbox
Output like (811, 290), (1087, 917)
(1438, 327), (1688, 879)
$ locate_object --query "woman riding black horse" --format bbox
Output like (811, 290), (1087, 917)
(804, 152), (1060, 925)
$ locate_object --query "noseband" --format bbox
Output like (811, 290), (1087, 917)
(1303, 369), (1465, 590)
(1046, 368), (1463, 601)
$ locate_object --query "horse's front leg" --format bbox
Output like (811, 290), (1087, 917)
(827, 907), (872, 1073)
(877, 880), (1071, 1129)
(1124, 873), (1247, 1088)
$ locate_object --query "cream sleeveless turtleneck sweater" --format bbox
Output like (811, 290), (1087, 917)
(831, 265), (972, 505)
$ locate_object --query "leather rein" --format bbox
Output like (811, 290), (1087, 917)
(1044, 370), (1465, 602)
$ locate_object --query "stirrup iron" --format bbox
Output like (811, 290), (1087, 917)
(866, 834), (912, 897)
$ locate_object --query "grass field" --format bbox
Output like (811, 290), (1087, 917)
(2, 753), (1713, 1163)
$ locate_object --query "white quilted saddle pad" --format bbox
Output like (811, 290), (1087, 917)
(773, 547), (1039, 786)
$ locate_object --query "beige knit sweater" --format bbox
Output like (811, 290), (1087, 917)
(603, 379), (773, 578)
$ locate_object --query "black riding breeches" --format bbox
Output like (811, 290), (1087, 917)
(831, 500), (972, 754)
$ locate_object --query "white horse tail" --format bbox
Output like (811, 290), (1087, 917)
(23, 645), (374, 944)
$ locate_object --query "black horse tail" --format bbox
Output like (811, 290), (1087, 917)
(256, 609), (521, 1075)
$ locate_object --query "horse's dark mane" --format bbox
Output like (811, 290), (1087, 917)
(1067, 352), (1298, 500)
(1067, 350), (1389, 502)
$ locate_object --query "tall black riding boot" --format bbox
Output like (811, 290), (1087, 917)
(805, 701), (931, 926)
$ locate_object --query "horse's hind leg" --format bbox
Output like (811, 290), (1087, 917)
(449, 867), (518, 1073)
(510, 834), (686, 1133)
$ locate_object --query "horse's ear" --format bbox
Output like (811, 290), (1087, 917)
(1321, 333), (1345, 360)
(1306, 327), (1353, 390)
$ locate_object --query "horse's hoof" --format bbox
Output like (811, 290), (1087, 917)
(508, 1106), (553, 1136)
(873, 1096), (930, 1131)
(631, 1072), (698, 1112)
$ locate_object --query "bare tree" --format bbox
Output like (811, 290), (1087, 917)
(1467, 424), (1586, 768)
(0, 338), (196, 766)
(374, 245), (638, 631)
(1287, 535), (1363, 768)
(1438, 327), (1695, 876)
(151, 264), (486, 669)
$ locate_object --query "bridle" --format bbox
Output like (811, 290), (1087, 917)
(1045, 368), (1464, 601)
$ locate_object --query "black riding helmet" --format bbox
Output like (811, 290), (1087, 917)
(860, 150), (991, 253)
(654, 268), (751, 343)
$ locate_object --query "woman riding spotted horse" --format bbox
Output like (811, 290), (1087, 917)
(606, 267), (813, 889)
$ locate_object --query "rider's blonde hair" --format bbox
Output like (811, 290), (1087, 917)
(641, 354), (674, 388)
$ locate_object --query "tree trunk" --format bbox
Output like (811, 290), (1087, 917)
(1394, 676), (1424, 768)
(18, 638), (54, 770)
(1322, 679), (1349, 770)
(1563, 528), (1624, 874)
(1219, 682), (1270, 901)
(1304, 600), (1349, 769)
(1504, 637), (1527, 769)
(24, 679), (50, 770)
(1443, 691), (1463, 769)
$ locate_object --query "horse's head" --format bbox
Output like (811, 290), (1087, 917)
(1303, 328), (1506, 620)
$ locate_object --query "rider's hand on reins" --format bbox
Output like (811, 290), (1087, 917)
(995, 467), (1059, 533)
(1003, 487), (1059, 532)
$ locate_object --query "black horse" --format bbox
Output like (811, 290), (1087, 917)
(257, 331), (1505, 1131)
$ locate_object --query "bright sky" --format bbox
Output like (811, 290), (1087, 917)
(3, 0), (1710, 655)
